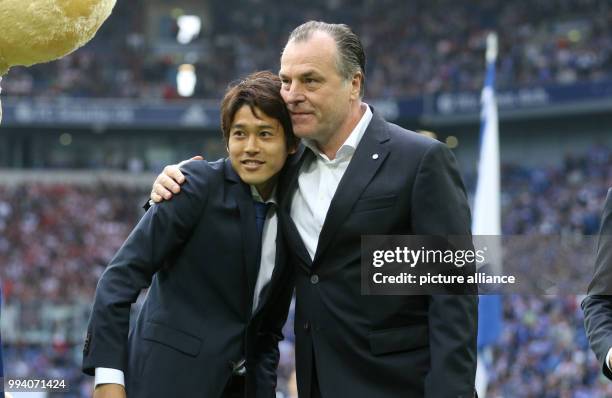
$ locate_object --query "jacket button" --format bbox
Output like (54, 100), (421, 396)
(303, 321), (310, 330)
(310, 274), (319, 284)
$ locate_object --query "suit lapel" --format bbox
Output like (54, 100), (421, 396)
(279, 144), (306, 207)
(313, 113), (390, 265)
(279, 145), (314, 270)
(224, 159), (259, 312)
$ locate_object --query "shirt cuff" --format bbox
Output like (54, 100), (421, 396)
(606, 348), (612, 371)
(95, 367), (125, 387)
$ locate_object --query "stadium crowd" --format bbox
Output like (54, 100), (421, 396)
(1, 144), (611, 396)
(2, 0), (611, 100)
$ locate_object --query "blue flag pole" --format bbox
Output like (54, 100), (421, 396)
(473, 32), (503, 398)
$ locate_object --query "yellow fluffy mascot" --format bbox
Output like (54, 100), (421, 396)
(0, 0), (117, 122)
(0, 2), (115, 397)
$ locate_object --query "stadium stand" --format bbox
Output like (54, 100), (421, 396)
(2, 0), (611, 100)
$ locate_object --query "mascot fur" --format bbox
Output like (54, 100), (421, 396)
(0, 3), (115, 396)
(0, 0), (117, 122)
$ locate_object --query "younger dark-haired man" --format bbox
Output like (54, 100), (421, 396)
(83, 71), (296, 398)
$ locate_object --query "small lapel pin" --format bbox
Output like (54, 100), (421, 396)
(372, 153), (379, 160)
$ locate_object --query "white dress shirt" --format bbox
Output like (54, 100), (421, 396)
(95, 185), (278, 387)
(290, 104), (373, 260)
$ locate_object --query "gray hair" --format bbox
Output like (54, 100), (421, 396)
(285, 21), (366, 97)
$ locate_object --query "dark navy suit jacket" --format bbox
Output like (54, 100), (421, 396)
(0, 287), (4, 383)
(582, 188), (612, 380)
(83, 159), (293, 398)
(279, 110), (478, 398)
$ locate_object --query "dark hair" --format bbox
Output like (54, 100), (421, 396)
(220, 71), (297, 150)
(285, 21), (366, 97)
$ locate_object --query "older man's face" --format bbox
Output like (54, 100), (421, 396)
(279, 32), (356, 147)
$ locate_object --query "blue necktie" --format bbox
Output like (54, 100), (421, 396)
(253, 201), (272, 274)
(254, 201), (271, 240)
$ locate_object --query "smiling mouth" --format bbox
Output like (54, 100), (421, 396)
(241, 159), (265, 170)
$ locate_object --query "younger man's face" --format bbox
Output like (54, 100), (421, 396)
(228, 105), (293, 199)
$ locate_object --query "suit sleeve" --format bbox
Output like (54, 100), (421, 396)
(582, 189), (612, 380)
(82, 161), (210, 375)
(0, 288), (4, 380)
(251, 228), (295, 397)
(410, 142), (478, 397)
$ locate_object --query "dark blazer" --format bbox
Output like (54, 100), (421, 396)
(582, 188), (612, 380)
(83, 159), (293, 398)
(0, 288), (4, 383)
(279, 110), (478, 398)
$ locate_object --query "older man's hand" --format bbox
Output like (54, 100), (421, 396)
(150, 156), (203, 203)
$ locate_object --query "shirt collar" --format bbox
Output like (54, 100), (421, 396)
(303, 103), (373, 161)
(251, 185), (277, 204)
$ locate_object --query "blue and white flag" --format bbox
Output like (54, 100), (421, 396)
(473, 33), (503, 398)
(472, 33), (501, 241)
(473, 32), (503, 348)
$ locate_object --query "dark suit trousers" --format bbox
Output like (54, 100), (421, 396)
(221, 375), (245, 398)
(310, 351), (322, 398)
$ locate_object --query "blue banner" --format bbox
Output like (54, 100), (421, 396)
(432, 79), (612, 116)
(2, 79), (612, 127)
(1, 98), (221, 128)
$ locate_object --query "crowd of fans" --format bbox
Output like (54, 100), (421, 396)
(483, 144), (612, 397)
(0, 183), (145, 397)
(2, 0), (611, 100)
(0, 144), (611, 396)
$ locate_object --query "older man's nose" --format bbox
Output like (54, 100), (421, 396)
(283, 82), (306, 104)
